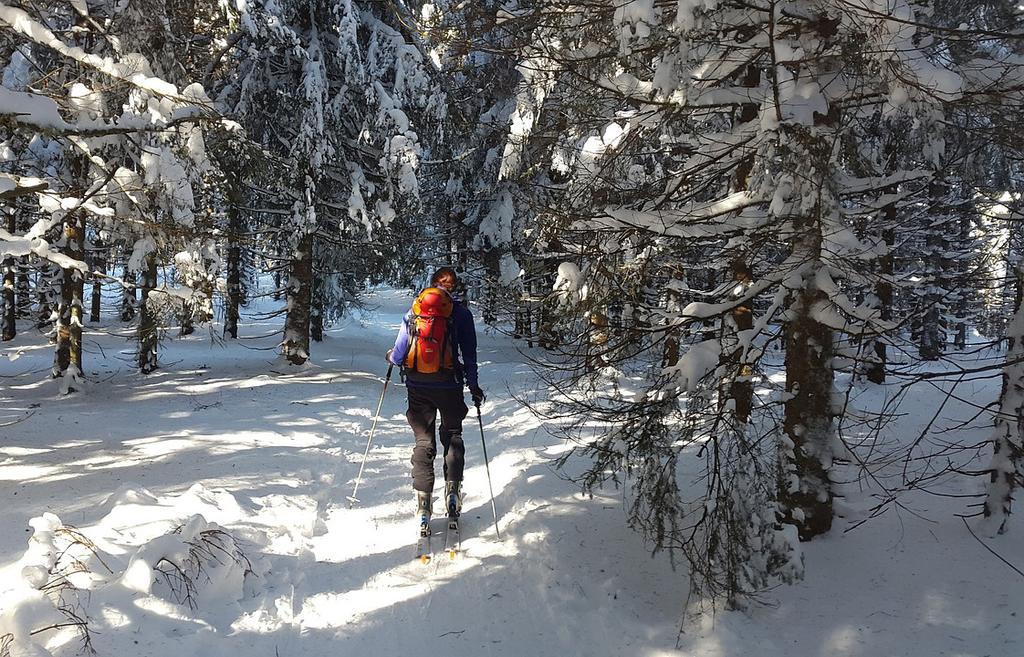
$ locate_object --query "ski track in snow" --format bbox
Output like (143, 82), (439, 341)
(0, 287), (1021, 657)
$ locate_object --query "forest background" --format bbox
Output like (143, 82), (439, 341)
(1, 1), (1024, 654)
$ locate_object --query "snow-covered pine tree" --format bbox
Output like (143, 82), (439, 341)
(484, 0), (818, 604)
(211, 138), (257, 341)
(230, 0), (437, 365)
(415, 1), (553, 321)
(904, 0), (1024, 531)
(1, 182), (44, 340)
(96, 1), (222, 370)
(483, 0), (1014, 604)
(1, 1), (225, 379)
(1, 16), (63, 343)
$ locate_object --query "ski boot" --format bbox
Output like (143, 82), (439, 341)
(444, 481), (462, 559)
(445, 480), (462, 519)
(416, 491), (432, 537)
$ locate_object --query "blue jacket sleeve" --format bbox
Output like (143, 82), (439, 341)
(456, 306), (479, 388)
(390, 312), (411, 365)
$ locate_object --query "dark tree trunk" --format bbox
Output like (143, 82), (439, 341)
(282, 234), (313, 365)
(778, 124), (836, 542)
(724, 63), (759, 421)
(781, 278), (835, 540)
(224, 203), (243, 339)
(54, 212), (85, 390)
(919, 305), (943, 360)
(37, 263), (60, 329)
(2, 210), (14, 340)
(16, 263), (31, 319)
(866, 216), (895, 384)
(310, 272), (324, 342)
(728, 261), (754, 424)
(180, 304), (195, 336)
(310, 312), (324, 342)
(953, 210), (970, 349)
(919, 180), (949, 361)
(983, 264), (1024, 534)
(90, 239), (105, 323)
(121, 269), (137, 322)
(138, 253), (158, 373)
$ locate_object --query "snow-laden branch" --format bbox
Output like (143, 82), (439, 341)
(0, 86), (224, 135)
(0, 226), (87, 271)
(585, 191), (765, 238)
(959, 56), (1024, 99)
(0, 172), (47, 199)
(836, 169), (933, 196)
(0, 4), (214, 107)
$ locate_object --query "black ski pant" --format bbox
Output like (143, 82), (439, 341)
(407, 385), (468, 493)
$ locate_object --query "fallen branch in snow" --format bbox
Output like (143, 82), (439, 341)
(0, 410), (35, 426)
(961, 516), (1024, 579)
(27, 610), (94, 656)
(53, 526), (115, 578)
(155, 557), (200, 610)
(18, 520), (101, 656)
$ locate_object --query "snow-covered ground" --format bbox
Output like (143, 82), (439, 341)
(1, 288), (1021, 657)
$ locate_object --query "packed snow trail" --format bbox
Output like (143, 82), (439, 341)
(1, 288), (1021, 657)
(0, 289), (685, 656)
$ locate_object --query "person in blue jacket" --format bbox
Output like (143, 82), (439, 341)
(387, 267), (485, 523)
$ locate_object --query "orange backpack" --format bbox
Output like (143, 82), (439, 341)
(405, 287), (455, 374)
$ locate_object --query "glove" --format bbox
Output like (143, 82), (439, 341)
(470, 385), (486, 406)
(386, 349), (394, 363)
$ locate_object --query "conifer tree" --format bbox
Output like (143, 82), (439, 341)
(1, 1), (224, 380)
(230, 0), (437, 364)
(480, 0), (1024, 604)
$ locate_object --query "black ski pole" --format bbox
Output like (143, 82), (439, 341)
(348, 363), (393, 507)
(476, 401), (501, 538)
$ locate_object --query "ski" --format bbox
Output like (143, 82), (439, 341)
(443, 482), (462, 559)
(415, 520), (432, 564)
(414, 498), (433, 565)
(443, 516), (460, 559)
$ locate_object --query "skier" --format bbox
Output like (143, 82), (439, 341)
(387, 267), (485, 536)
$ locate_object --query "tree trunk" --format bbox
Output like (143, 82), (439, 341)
(282, 233), (313, 365)
(138, 253), (158, 373)
(37, 263), (59, 329)
(2, 209), (14, 340)
(54, 212), (85, 391)
(180, 305), (195, 335)
(90, 239), (105, 323)
(953, 209), (970, 349)
(866, 216), (895, 384)
(781, 280), (835, 540)
(224, 204), (243, 339)
(919, 179), (949, 360)
(778, 124), (836, 542)
(724, 62), (759, 421)
(728, 260), (754, 423)
(16, 262), (31, 319)
(310, 272), (324, 342)
(983, 264), (1024, 535)
(121, 269), (137, 322)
